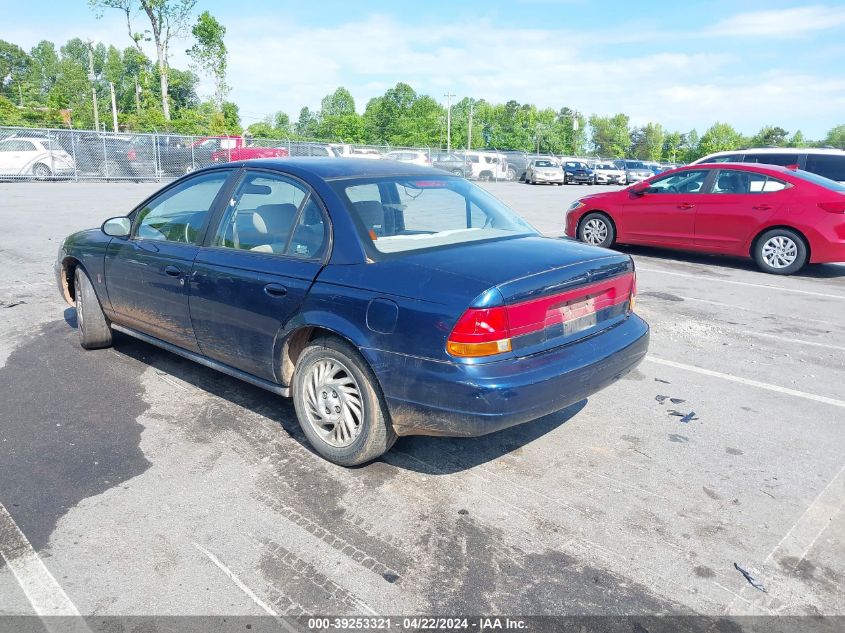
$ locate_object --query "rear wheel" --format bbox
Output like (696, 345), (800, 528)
(753, 228), (807, 275)
(33, 163), (52, 181)
(506, 167), (516, 181)
(293, 337), (396, 466)
(578, 212), (616, 248)
(74, 267), (112, 349)
(451, 169), (463, 176)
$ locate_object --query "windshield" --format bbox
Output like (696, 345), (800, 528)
(793, 169), (845, 191)
(330, 176), (538, 258)
(626, 161), (646, 169)
(534, 160), (556, 167)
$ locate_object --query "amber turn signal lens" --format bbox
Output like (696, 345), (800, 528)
(446, 338), (512, 358)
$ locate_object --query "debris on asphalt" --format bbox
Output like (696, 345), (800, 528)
(734, 563), (767, 593)
(667, 410), (685, 417)
(680, 412), (699, 423)
(655, 395), (669, 404)
(670, 398), (686, 404)
(1, 300), (26, 309)
(655, 378), (671, 384)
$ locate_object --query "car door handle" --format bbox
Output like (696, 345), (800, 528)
(264, 283), (288, 297)
(753, 204), (773, 211)
(677, 203), (695, 210)
(164, 265), (182, 276)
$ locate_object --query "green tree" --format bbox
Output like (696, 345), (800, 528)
(682, 129), (700, 162)
(750, 125), (789, 147)
(186, 10), (227, 109)
(697, 122), (744, 157)
(824, 124), (845, 149)
(662, 131), (683, 163)
(589, 113), (630, 157)
(0, 40), (30, 105)
(90, 0), (197, 120)
(788, 130), (807, 147)
(630, 122), (664, 161)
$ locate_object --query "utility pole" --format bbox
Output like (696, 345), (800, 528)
(87, 41), (99, 133)
(109, 82), (118, 132)
(467, 100), (474, 150)
(443, 92), (455, 152)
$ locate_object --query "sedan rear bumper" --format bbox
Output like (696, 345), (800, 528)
(368, 315), (649, 437)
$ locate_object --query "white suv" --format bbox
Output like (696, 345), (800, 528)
(383, 150), (431, 167)
(457, 151), (509, 180)
(693, 148), (845, 183)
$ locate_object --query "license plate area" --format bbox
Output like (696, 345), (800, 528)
(557, 296), (598, 336)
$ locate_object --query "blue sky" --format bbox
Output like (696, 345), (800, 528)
(4, 0), (844, 138)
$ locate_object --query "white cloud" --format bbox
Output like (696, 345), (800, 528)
(708, 4), (845, 37)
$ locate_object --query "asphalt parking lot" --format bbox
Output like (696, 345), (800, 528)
(1, 180), (844, 621)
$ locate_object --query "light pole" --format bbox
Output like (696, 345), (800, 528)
(467, 99), (474, 150)
(87, 40), (99, 133)
(444, 92), (455, 151)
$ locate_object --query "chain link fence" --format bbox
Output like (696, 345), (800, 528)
(0, 125), (603, 183)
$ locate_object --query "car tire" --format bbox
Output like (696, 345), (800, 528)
(33, 163), (52, 181)
(451, 169), (463, 176)
(292, 336), (397, 466)
(577, 212), (616, 248)
(753, 228), (808, 275)
(74, 266), (112, 350)
(506, 168), (516, 181)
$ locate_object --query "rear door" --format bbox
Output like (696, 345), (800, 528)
(805, 154), (845, 184)
(189, 169), (329, 381)
(694, 169), (794, 253)
(620, 169), (713, 246)
(104, 169), (234, 351)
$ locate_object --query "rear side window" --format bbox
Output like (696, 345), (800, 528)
(213, 172), (326, 258)
(713, 170), (787, 194)
(746, 153), (799, 167)
(805, 154), (845, 182)
(705, 154), (741, 163)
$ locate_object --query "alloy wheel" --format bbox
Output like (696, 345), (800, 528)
(582, 218), (608, 245)
(302, 358), (364, 448)
(761, 236), (798, 269)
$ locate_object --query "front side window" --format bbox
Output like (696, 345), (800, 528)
(135, 171), (230, 243)
(213, 171), (326, 258)
(332, 177), (537, 257)
(649, 169), (710, 194)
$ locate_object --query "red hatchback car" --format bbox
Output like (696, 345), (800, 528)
(565, 163), (845, 274)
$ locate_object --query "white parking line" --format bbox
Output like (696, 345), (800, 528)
(191, 541), (299, 631)
(637, 267), (845, 300)
(0, 502), (91, 631)
(645, 356), (845, 409)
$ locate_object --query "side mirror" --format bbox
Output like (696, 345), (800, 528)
(630, 181), (652, 195)
(102, 216), (131, 238)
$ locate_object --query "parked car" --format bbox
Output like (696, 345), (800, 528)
(563, 161), (594, 185)
(525, 158), (564, 185)
(288, 142), (335, 158)
(592, 162), (626, 185)
(0, 136), (75, 180)
(56, 158), (648, 465)
(127, 134), (200, 178)
(458, 150), (509, 180)
(621, 160), (654, 184)
(383, 150), (432, 167)
(432, 152), (472, 177)
(330, 144), (382, 159)
(692, 147), (845, 184)
(62, 133), (134, 179)
(565, 163), (845, 275)
(500, 150), (531, 181)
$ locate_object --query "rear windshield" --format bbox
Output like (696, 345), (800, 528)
(534, 160), (556, 167)
(330, 176), (537, 258)
(625, 161), (646, 169)
(792, 169), (845, 192)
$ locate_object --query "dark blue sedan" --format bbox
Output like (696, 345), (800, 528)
(56, 158), (649, 465)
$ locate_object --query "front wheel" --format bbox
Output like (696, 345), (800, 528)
(293, 337), (397, 466)
(753, 228), (807, 275)
(74, 267), (112, 349)
(506, 168), (516, 181)
(451, 169), (463, 176)
(578, 212), (616, 248)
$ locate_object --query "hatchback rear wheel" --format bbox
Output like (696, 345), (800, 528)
(293, 337), (396, 466)
(753, 228), (807, 275)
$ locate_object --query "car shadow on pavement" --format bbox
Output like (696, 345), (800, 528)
(66, 308), (587, 473)
(616, 244), (845, 279)
(385, 400), (587, 475)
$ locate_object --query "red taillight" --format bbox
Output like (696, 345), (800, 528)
(447, 273), (635, 358)
(818, 201), (845, 213)
(127, 149), (136, 160)
(446, 307), (512, 357)
(786, 164), (799, 171)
